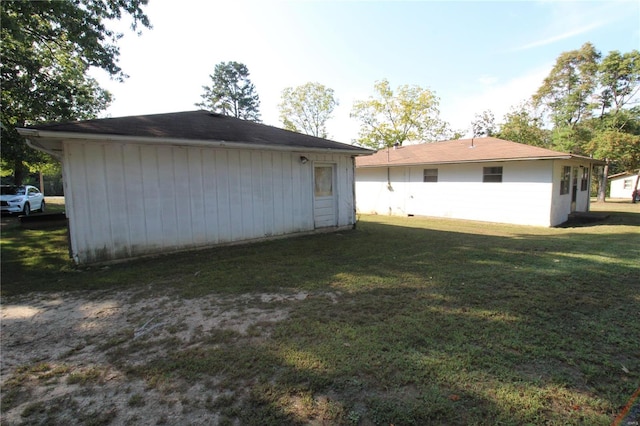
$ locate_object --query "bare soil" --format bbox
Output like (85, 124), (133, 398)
(1, 288), (318, 425)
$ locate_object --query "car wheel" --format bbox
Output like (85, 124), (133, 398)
(40, 200), (46, 213)
(22, 202), (30, 216)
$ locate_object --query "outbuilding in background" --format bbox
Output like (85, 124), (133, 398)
(19, 111), (373, 264)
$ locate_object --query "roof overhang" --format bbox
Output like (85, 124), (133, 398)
(608, 169), (640, 180)
(356, 155), (605, 168)
(18, 128), (375, 158)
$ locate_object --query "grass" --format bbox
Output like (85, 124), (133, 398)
(2, 198), (639, 424)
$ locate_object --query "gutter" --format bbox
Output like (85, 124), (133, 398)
(18, 128), (374, 157)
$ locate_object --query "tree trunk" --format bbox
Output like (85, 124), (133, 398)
(633, 172), (640, 203)
(596, 161), (609, 203)
(13, 160), (26, 186)
(39, 170), (45, 195)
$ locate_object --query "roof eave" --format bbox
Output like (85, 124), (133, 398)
(357, 155), (605, 168)
(17, 129), (374, 156)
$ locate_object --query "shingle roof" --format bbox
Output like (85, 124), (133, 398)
(356, 137), (599, 167)
(26, 110), (372, 154)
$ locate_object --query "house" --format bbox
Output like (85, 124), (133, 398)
(608, 171), (639, 199)
(19, 110), (372, 264)
(355, 137), (604, 227)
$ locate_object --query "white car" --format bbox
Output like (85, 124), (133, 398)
(0, 185), (45, 215)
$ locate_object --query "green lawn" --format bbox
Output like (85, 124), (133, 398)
(1, 199), (639, 424)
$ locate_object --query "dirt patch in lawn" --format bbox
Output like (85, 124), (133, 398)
(1, 288), (328, 425)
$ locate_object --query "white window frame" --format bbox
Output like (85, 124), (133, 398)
(483, 166), (503, 183)
(423, 168), (438, 183)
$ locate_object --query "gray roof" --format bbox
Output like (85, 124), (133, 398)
(26, 110), (371, 154)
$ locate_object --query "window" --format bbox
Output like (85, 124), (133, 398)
(623, 179), (633, 189)
(580, 168), (589, 191)
(560, 166), (571, 195)
(483, 166), (503, 183)
(314, 166), (333, 197)
(423, 168), (438, 182)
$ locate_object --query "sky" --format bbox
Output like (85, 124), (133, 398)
(90, 0), (640, 143)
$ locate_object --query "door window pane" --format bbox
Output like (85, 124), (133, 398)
(315, 166), (333, 197)
(581, 168), (589, 191)
(560, 166), (571, 195)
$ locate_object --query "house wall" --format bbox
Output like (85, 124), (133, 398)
(356, 159), (596, 227)
(610, 174), (639, 199)
(62, 140), (356, 264)
(356, 161), (555, 226)
(548, 161), (594, 226)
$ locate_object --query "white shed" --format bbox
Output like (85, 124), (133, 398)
(355, 137), (604, 227)
(20, 111), (372, 264)
(608, 171), (639, 199)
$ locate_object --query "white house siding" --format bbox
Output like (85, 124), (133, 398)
(549, 162), (593, 226)
(62, 140), (356, 263)
(356, 161), (557, 226)
(610, 174), (639, 199)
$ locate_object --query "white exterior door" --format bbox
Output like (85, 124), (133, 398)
(314, 164), (337, 228)
(571, 166), (578, 212)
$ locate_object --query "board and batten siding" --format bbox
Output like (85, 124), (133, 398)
(62, 140), (356, 263)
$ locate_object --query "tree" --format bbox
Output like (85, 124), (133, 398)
(1, 0), (151, 185)
(582, 107), (640, 201)
(586, 129), (640, 173)
(596, 50), (640, 117)
(350, 79), (450, 149)
(589, 50), (640, 200)
(532, 44), (640, 201)
(533, 42), (601, 130)
(279, 82), (338, 138)
(585, 128), (640, 202)
(533, 42), (601, 153)
(471, 110), (497, 137)
(497, 102), (551, 147)
(196, 61), (261, 121)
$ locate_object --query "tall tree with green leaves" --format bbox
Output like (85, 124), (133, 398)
(533, 42), (601, 153)
(589, 49), (639, 200)
(350, 79), (450, 149)
(196, 61), (261, 121)
(533, 43), (640, 201)
(586, 129), (640, 173)
(0, 0), (151, 185)
(584, 107), (640, 201)
(596, 50), (640, 118)
(471, 110), (497, 137)
(279, 82), (338, 138)
(497, 102), (551, 147)
(534, 42), (601, 129)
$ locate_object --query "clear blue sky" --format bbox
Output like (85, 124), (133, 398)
(91, 0), (640, 143)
